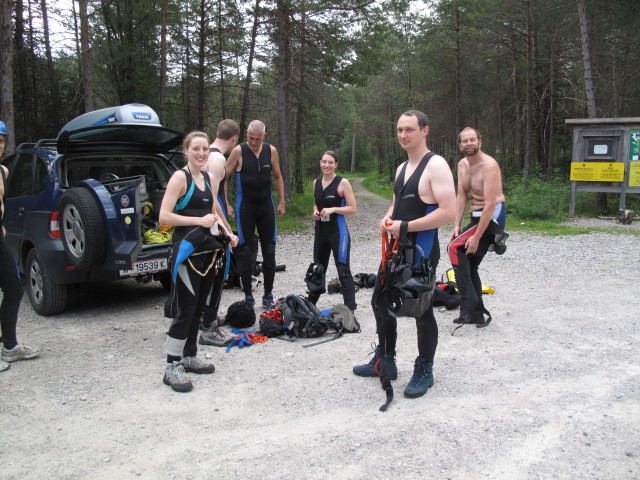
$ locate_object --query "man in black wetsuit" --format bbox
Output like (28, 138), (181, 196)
(224, 120), (285, 309)
(353, 110), (456, 399)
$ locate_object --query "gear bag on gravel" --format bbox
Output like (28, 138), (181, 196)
(280, 295), (329, 338)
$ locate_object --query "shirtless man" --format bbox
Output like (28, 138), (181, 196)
(448, 127), (507, 329)
(199, 119), (239, 346)
(353, 110), (456, 399)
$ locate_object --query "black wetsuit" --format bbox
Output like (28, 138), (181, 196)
(234, 142), (277, 296)
(308, 175), (356, 310)
(373, 154), (439, 361)
(0, 167), (22, 350)
(165, 170), (225, 361)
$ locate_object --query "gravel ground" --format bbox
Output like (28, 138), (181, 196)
(1, 180), (639, 480)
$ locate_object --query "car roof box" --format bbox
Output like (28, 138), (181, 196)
(56, 104), (184, 154)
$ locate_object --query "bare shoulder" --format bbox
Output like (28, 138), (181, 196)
(425, 154), (453, 177)
(0, 164), (7, 177)
(481, 153), (501, 173)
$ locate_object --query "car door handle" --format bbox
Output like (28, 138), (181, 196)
(18, 207), (25, 214)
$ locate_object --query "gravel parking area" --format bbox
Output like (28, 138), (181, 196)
(1, 180), (639, 480)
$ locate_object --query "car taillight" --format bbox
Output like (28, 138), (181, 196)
(50, 211), (61, 238)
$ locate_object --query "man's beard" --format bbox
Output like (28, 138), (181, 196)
(462, 146), (479, 156)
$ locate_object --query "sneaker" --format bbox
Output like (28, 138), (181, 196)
(353, 343), (381, 377)
(262, 293), (275, 310)
(404, 357), (434, 398)
(1, 344), (41, 363)
(379, 353), (398, 381)
(245, 294), (255, 309)
(199, 325), (233, 347)
(180, 356), (215, 374)
(0, 360), (10, 372)
(163, 362), (193, 392)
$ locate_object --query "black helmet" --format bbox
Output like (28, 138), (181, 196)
(386, 257), (435, 318)
(225, 300), (256, 328)
(304, 262), (326, 294)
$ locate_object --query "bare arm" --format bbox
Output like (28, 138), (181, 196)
(224, 145), (241, 178)
(378, 163), (402, 234)
(449, 161), (469, 241)
(271, 146), (286, 216)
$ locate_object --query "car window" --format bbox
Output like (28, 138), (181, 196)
(34, 157), (48, 194)
(7, 153), (33, 198)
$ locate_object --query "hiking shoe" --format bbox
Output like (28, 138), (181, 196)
(378, 353), (398, 381)
(262, 293), (276, 310)
(453, 313), (484, 325)
(0, 360), (10, 372)
(180, 356), (215, 374)
(163, 362), (193, 392)
(199, 325), (233, 347)
(353, 343), (381, 377)
(1, 344), (41, 363)
(404, 357), (434, 398)
(245, 294), (255, 309)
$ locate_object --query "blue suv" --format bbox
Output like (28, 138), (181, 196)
(3, 104), (184, 315)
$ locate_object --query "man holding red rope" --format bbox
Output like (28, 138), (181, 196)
(353, 110), (456, 400)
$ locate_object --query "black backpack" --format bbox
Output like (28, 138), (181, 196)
(280, 295), (329, 338)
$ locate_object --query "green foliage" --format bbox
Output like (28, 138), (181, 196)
(361, 172), (394, 200)
(505, 174), (569, 221)
(277, 185), (316, 233)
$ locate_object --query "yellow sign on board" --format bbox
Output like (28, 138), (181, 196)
(570, 162), (624, 182)
(570, 163), (597, 181)
(629, 162), (640, 187)
(596, 162), (624, 182)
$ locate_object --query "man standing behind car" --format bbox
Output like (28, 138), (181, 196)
(199, 119), (240, 347)
(0, 121), (41, 372)
(224, 120), (285, 310)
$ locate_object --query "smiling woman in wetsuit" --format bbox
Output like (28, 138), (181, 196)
(307, 151), (357, 312)
(159, 131), (238, 392)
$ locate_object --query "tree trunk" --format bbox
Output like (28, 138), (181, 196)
(0, 0), (15, 153)
(217, 0), (226, 119)
(14, 0), (34, 139)
(292, 1), (306, 194)
(79, 0), (94, 112)
(547, 40), (558, 177)
(196, 0), (207, 131)
(577, 0), (597, 118)
(159, 0), (167, 123)
(239, 0), (260, 142)
(40, 0), (60, 125)
(523, 0), (534, 172)
(275, 0), (291, 203)
(577, 0), (606, 211)
(351, 133), (356, 173)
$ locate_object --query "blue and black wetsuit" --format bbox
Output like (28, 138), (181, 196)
(0, 167), (23, 350)
(448, 203), (506, 323)
(234, 142), (277, 297)
(373, 154), (439, 361)
(308, 175), (356, 311)
(165, 170), (226, 361)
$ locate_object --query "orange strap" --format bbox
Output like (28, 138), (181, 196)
(380, 233), (398, 285)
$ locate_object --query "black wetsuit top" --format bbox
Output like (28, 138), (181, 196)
(237, 142), (273, 204)
(314, 175), (346, 233)
(173, 169), (213, 242)
(392, 153), (439, 264)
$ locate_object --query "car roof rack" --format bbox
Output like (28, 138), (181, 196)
(34, 139), (57, 149)
(15, 142), (36, 151)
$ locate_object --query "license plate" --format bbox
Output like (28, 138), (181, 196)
(120, 258), (168, 277)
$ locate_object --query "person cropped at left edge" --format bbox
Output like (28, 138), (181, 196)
(0, 120), (41, 372)
(160, 131), (238, 392)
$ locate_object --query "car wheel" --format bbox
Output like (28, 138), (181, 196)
(59, 188), (107, 269)
(158, 272), (172, 291)
(25, 249), (68, 316)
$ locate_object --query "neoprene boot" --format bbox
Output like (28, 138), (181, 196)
(403, 357), (434, 398)
(353, 344), (381, 377)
